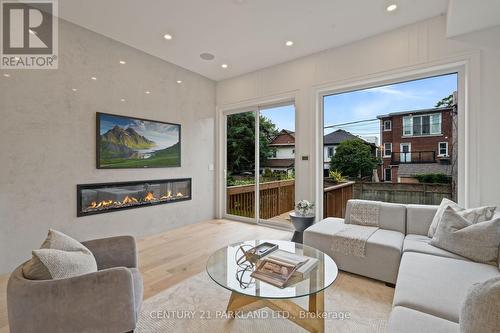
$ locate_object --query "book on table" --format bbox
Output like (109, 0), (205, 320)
(250, 250), (320, 288)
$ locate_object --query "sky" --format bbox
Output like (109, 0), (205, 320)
(99, 114), (179, 149)
(260, 73), (457, 145)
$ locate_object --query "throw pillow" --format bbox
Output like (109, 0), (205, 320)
(427, 198), (496, 238)
(23, 229), (97, 280)
(460, 277), (500, 333)
(430, 207), (500, 265)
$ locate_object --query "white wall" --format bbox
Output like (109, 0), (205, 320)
(217, 16), (500, 211)
(0, 20), (216, 273)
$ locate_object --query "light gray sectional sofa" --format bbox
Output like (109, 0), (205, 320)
(303, 200), (500, 333)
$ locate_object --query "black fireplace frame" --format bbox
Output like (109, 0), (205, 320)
(77, 178), (192, 217)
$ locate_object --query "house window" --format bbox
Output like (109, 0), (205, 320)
(272, 150), (277, 158)
(383, 120), (392, 131)
(292, 149), (295, 155)
(403, 113), (441, 136)
(438, 142), (449, 157)
(384, 168), (392, 182)
(383, 143), (392, 158)
(327, 146), (334, 158)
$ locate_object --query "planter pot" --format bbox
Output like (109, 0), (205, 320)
(289, 212), (315, 244)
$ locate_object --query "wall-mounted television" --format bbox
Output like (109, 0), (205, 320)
(96, 112), (181, 169)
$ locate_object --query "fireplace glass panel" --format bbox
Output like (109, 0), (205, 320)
(77, 178), (191, 216)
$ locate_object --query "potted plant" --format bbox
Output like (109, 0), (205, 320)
(289, 200), (315, 243)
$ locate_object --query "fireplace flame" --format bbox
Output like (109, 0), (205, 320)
(144, 192), (156, 201)
(86, 190), (186, 211)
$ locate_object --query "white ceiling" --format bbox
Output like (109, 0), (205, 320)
(447, 0), (500, 37)
(58, 0), (449, 81)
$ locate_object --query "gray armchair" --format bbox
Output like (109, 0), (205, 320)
(7, 235), (143, 333)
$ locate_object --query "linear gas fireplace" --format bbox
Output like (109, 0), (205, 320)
(77, 178), (191, 217)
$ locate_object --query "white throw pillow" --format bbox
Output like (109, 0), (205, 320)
(427, 198), (496, 238)
(460, 277), (500, 333)
(430, 207), (500, 265)
(23, 229), (97, 280)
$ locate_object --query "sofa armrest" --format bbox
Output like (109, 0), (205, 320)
(82, 235), (138, 269)
(7, 267), (136, 333)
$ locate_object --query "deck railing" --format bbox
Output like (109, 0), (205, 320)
(323, 181), (355, 218)
(226, 179), (295, 219)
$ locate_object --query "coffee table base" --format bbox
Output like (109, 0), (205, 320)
(226, 291), (325, 333)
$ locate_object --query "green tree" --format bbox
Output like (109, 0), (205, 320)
(435, 94), (454, 107)
(226, 113), (278, 174)
(329, 140), (377, 179)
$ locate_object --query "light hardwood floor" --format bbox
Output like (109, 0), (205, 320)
(0, 219), (292, 332)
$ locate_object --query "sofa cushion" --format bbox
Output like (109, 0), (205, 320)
(23, 229), (98, 280)
(304, 218), (404, 283)
(345, 200), (406, 233)
(430, 207), (500, 265)
(387, 306), (459, 333)
(129, 267), (144, 317)
(460, 276), (500, 333)
(428, 198), (496, 238)
(406, 204), (438, 236)
(403, 234), (468, 261)
(393, 252), (499, 322)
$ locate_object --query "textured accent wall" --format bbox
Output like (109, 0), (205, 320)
(0, 19), (216, 273)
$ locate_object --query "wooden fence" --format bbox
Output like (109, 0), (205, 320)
(353, 182), (452, 205)
(323, 181), (355, 218)
(226, 180), (295, 219)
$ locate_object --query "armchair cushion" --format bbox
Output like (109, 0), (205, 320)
(23, 229), (97, 280)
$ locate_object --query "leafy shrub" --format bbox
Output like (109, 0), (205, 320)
(328, 170), (346, 183)
(414, 173), (452, 184)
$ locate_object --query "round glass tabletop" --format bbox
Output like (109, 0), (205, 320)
(206, 240), (338, 299)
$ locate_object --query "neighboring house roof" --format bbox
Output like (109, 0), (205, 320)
(269, 129), (295, 146)
(324, 129), (374, 146)
(397, 163), (452, 177)
(376, 106), (454, 119)
(264, 159), (295, 168)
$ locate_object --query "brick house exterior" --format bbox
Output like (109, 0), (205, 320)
(377, 106), (455, 183)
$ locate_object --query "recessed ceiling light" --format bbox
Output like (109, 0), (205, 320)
(221, 63), (228, 69)
(386, 4), (397, 12)
(71, 88), (77, 92)
(120, 98), (126, 102)
(119, 60), (126, 65)
(145, 91), (151, 94)
(91, 76), (97, 80)
(285, 40), (294, 46)
(176, 80), (182, 84)
(200, 53), (215, 61)
(3, 73), (10, 77)
(163, 34), (173, 40)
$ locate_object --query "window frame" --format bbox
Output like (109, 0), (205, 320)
(438, 142), (449, 157)
(327, 146), (334, 158)
(383, 142), (392, 158)
(383, 120), (392, 131)
(402, 112), (442, 137)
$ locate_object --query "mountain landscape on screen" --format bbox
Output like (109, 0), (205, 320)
(97, 113), (181, 168)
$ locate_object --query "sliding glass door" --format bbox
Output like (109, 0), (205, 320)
(225, 111), (256, 219)
(224, 103), (295, 226)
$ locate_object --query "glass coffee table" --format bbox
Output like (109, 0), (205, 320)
(206, 240), (338, 333)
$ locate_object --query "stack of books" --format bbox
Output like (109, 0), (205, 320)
(250, 249), (319, 288)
